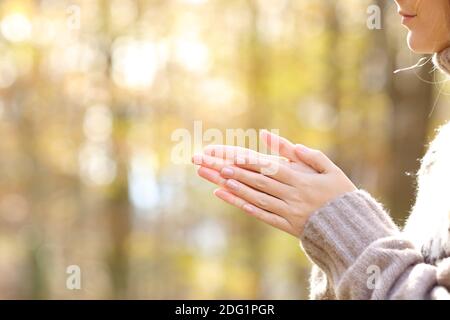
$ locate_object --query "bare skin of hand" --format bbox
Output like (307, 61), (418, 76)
(192, 130), (357, 238)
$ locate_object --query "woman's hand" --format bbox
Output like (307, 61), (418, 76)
(192, 131), (357, 237)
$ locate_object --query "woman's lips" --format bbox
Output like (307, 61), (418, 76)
(399, 11), (417, 25)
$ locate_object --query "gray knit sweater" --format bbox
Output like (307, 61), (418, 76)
(300, 50), (450, 300)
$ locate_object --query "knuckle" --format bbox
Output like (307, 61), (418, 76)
(262, 163), (278, 176)
(281, 203), (291, 216)
(254, 178), (267, 190)
(268, 216), (276, 226)
(290, 192), (303, 203)
(256, 197), (268, 208)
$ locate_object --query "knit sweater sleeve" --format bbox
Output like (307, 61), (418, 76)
(300, 189), (450, 300)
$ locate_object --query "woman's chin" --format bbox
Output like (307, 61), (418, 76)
(407, 34), (427, 53)
(407, 45), (428, 54)
(407, 33), (450, 54)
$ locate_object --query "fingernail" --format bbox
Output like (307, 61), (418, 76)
(243, 204), (254, 213)
(221, 167), (234, 177)
(226, 179), (239, 191)
(192, 154), (202, 164)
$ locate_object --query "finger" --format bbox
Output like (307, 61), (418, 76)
(294, 145), (335, 173)
(213, 188), (294, 235)
(223, 178), (289, 218)
(230, 153), (296, 186)
(261, 130), (317, 174)
(197, 166), (227, 187)
(192, 154), (233, 172)
(204, 145), (284, 163)
(203, 144), (316, 178)
(196, 152), (296, 186)
(220, 165), (294, 200)
(260, 130), (297, 162)
(195, 152), (294, 185)
(213, 188), (248, 208)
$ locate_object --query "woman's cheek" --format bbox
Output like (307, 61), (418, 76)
(406, 10), (450, 53)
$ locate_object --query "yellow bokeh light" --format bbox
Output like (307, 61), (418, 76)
(1, 13), (32, 43)
(112, 37), (161, 90)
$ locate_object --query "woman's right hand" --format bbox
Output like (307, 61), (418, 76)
(193, 131), (357, 237)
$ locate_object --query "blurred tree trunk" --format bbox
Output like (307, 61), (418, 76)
(242, 0), (268, 299)
(106, 179), (131, 299)
(100, 0), (132, 298)
(323, 1), (344, 167)
(17, 114), (48, 299)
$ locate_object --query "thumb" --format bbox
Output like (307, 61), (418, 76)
(295, 144), (334, 173)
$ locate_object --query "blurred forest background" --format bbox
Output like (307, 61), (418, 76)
(0, 0), (450, 299)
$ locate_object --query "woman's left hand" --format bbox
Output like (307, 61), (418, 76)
(192, 132), (357, 237)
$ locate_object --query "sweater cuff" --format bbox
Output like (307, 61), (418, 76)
(300, 189), (400, 284)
